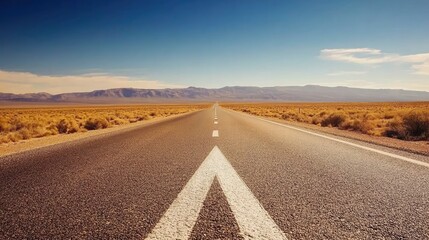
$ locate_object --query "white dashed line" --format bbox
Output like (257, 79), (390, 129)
(144, 146), (287, 240)
(212, 130), (219, 137)
(214, 121), (218, 124)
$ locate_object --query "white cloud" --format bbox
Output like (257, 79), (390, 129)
(327, 71), (366, 76)
(0, 70), (184, 94)
(320, 48), (429, 75)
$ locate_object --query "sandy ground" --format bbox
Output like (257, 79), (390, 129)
(0, 111), (197, 157)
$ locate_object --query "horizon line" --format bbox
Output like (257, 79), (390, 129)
(2, 84), (429, 95)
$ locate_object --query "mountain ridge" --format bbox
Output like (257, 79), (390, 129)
(1, 85), (429, 103)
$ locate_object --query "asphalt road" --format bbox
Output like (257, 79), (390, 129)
(1, 106), (428, 239)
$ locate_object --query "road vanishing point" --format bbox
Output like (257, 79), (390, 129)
(1, 105), (428, 239)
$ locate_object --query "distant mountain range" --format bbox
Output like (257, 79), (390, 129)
(1, 85), (429, 103)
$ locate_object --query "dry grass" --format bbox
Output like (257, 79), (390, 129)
(222, 102), (429, 141)
(0, 104), (209, 143)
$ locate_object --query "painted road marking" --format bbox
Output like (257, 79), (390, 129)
(214, 121), (218, 124)
(144, 146), (287, 240)
(212, 130), (219, 137)
(229, 108), (429, 169)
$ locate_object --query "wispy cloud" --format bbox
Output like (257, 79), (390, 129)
(0, 70), (185, 94)
(320, 48), (429, 75)
(327, 71), (366, 76)
(412, 61), (429, 76)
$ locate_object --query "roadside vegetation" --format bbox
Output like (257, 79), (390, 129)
(222, 102), (429, 141)
(0, 104), (209, 143)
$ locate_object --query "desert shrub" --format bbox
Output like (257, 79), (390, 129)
(343, 119), (375, 134)
(46, 123), (59, 135)
(383, 112), (395, 119)
(84, 118), (110, 130)
(32, 126), (51, 138)
(57, 119), (69, 134)
(402, 111), (429, 140)
(385, 111), (429, 140)
(384, 117), (407, 139)
(111, 118), (128, 125)
(321, 112), (348, 127)
(0, 136), (8, 143)
(9, 118), (25, 132)
(294, 113), (310, 123)
(281, 113), (290, 120)
(18, 128), (31, 140)
(105, 115), (116, 121)
(0, 120), (11, 133)
(137, 115), (149, 121)
(57, 118), (80, 134)
(129, 118), (139, 123)
(7, 132), (22, 142)
(67, 119), (80, 133)
(311, 116), (322, 125)
(363, 113), (378, 120)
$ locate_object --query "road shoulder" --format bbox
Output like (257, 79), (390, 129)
(224, 108), (429, 156)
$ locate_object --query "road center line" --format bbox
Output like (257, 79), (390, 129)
(214, 121), (218, 124)
(229, 109), (429, 169)
(144, 146), (287, 240)
(212, 130), (219, 137)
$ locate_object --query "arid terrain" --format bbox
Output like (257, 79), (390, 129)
(222, 102), (429, 141)
(0, 104), (209, 144)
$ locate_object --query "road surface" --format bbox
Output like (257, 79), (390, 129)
(1, 106), (428, 239)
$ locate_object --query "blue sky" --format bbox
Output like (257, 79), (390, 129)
(1, 0), (429, 93)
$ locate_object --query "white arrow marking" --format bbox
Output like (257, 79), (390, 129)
(144, 146), (287, 240)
